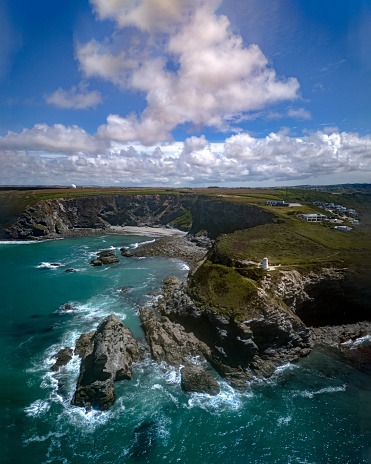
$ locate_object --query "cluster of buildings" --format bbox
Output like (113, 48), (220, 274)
(312, 202), (359, 217)
(297, 201), (361, 231)
(264, 199), (360, 231)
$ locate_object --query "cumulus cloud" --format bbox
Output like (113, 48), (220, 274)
(90, 0), (221, 33)
(45, 83), (102, 109)
(76, 39), (138, 87)
(76, 1), (300, 144)
(0, 123), (108, 153)
(1, 129), (370, 186)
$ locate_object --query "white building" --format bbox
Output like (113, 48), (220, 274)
(298, 213), (327, 222)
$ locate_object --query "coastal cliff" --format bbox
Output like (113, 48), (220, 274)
(5, 193), (275, 240)
(4, 190), (370, 406)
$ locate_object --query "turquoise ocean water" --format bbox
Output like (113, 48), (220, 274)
(1, 235), (370, 464)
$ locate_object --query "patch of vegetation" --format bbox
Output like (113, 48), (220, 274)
(216, 215), (371, 271)
(170, 208), (192, 228)
(188, 261), (258, 320)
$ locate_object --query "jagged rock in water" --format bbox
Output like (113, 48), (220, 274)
(72, 314), (141, 410)
(120, 247), (133, 257)
(59, 302), (78, 312)
(51, 347), (73, 371)
(117, 285), (133, 294)
(91, 250), (119, 266)
(180, 364), (220, 395)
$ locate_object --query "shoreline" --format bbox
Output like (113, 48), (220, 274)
(2, 225), (188, 241)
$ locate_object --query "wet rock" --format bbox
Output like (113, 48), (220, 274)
(120, 247), (133, 257)
(60, 302), (78, 312)
(91, 250), (119, 265)
(65, 268), (76, 273)
(51, 347), (73, 371)
(117, 286), (133, 294)
(72, 315), (141, 410)
(180, 364), (220, 395)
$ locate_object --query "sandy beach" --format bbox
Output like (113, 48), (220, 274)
(108, 225), (187, 237)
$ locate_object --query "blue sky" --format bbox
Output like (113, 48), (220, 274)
(1, 0), (370, 187)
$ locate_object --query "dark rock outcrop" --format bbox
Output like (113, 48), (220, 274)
(139, 307), (208, 366)
(180, 365), (220, 395)
(120, 247), (133, 257)
(51, 347), (73, 372)
(140, 271), (312, 390)
(72, 314), (141, 410)
(91, 250), (119, 266)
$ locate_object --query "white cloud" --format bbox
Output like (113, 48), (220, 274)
(0, 123), (108, 153)
(287, 107), (312, 120)
(45, 83), (102, 109)
(93, 6), (299, 144)
(90, 0), (221, 33)
(76, 39), (138, 87)
(1, 129), (370, 186)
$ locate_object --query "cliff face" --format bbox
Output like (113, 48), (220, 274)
(5, 194), (275, 240)
(140, 271), (313, 390)
(189, 195), (275, 239)
(5, 194), (194, 239)
(266, 268), (371, 326)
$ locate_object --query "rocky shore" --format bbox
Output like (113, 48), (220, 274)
(134, 234), (212, 266)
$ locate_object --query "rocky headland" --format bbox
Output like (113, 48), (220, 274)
(3, 191), (370, 409)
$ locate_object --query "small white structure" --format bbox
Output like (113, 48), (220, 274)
(334, 225), (351, 233)
(262, 257), (269, 270)
(71, 184), (77, 189)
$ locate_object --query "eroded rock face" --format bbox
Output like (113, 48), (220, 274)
(139, 307), (208, 366)
(180, 365), (220, 395)
(140, 274), (312, 391)
(72, 314), (141, 410)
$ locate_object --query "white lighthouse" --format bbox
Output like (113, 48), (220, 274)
(261, 257), (269, 270)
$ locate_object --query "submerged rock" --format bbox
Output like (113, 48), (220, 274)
(72, 314), (141, 410)
(181, 364), (220, 395)
(131, 421), (158, 460)
(51, 347), (73, 372)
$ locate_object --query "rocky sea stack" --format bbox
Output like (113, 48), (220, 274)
(72, 314), (143, 410)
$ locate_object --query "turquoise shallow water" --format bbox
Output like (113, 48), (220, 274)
(1, 235), (371, 464)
